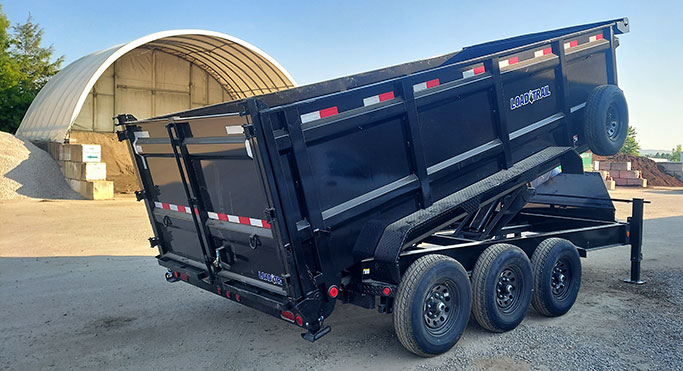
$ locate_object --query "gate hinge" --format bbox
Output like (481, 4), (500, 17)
(264, 207), (276, 223)
(116, 130), (128, 142)
(114, 114), (137, 126)
(148, 237), (160, 248)
(242, 123), (256, 138)
(134, 190), (146, 201)
(314, 228), (331, 237)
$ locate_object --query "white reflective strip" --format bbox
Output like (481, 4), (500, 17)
(154, 202), (163, 208)
(499, 59), (510, 68)
(244, 140), (253, 159)
(363, 95), (380, 106)
(249, 218), (264, 228)
(207, 212), (219, 220)
(570, 102), (587, 113)
(564, 42), (571, 49)
(169, 204), (178, 212)
(534, 50), (544, 58)
(134, 131), (150, 139)
(135, 145), (143, 153)
(185, 207), (192, 214)
(225, 126), (243, 135)
(227, 215), (240, 223)
(462, 69), (475, 78)
(300, 111), (321, 124)
(412, 82), (428, 93)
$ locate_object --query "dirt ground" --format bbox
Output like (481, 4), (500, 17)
(0, 187), (681, 370)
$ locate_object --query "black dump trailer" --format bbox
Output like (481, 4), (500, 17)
(117, 18), (644, 356)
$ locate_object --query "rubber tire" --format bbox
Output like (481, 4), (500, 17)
(471, 243), (533, 333)
(393, 254), (472, 357)
(583, 84), (629, 156)
(531, 238), (582, 317)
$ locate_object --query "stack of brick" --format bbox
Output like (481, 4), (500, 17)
(47, 142), (114, 199)
(593, 161), (647, 188)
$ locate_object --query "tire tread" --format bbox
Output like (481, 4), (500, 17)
(394, 254), (467, 357)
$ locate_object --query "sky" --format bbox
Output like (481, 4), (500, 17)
(3, 0), (682, 150)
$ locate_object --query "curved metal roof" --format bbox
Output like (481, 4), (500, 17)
(16, 29), (297, 142)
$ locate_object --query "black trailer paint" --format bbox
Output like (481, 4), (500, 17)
(118, 18), (642, 353)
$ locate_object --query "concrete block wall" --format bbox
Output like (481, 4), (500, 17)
(658, 162), (683, 182)
(47, 142), (114, 199)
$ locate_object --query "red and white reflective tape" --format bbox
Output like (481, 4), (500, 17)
(155, 201), (192, 214)
(462, 66), (486, 78)
(363, 91), (395, 106)
(534, 47), (553, 58)
(300, 106), (338, 124)
(154, 201), (271, 229)
(498, 57), (519, 68)
(413, 78), (440, 93)
(589, 34), (604, 42)
(563, 40), (578, 49)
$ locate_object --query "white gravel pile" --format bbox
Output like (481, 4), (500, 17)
(0, 131), (82, 200)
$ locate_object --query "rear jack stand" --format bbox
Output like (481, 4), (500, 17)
(624, 198), (646, 284)
(302, 325), (331, 342)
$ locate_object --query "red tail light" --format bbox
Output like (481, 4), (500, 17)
(295, 315), (304, 326)
(328, 285), (339, 298)
(280, 311), (295, 322)
(225, 290), (231, 298)
(383, 287), (392, 296)
(235, 294), (241, 302)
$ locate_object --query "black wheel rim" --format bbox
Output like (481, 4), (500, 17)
(551, 258), (572, 300)
(605, 104), (623, 141)
(496, 267), (522, 313)
(423, 280), (459, 336)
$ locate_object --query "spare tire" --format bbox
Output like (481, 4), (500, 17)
(583, 84), (629, 156)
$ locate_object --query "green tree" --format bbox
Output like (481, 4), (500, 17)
(619, 126), (640, 156)
(0, 8), (63, 133)
(672, 144), (682, 162)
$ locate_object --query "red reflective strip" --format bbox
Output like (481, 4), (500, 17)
(595, 34), (603, 40)
(238, 216), (250, 225)
(543, 47), (552, 55)
(378, 91), (394, 102)
(474, 66), (485, 75)
(194, 208), (199, 215)
(569, 40), (578, 47)
(162, 203), (171, 210)
(176, 205), (186, 213)
(263, 221), (272, 229)
(218, 213), (229, 221)
(508, 57), (518, 65)
(319, 106), (338, 119)
(426, 79), (440, 88)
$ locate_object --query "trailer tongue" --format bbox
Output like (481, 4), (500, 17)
(119, 18), (643, 356)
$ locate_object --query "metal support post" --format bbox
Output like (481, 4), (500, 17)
(624, 198), (645, 284)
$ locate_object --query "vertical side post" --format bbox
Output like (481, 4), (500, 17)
(489, 57), (513, 169)
(400, 80), (432, 208)
(554, 38), (572, 146)
(624, 198), (645, 284)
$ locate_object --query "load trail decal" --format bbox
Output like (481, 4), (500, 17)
(510, 85), (551, 110)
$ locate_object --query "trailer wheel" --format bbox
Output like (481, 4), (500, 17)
(583, 84), (629, 156)
(531, 238), (581, 317)
(393, 254), (471, 357)
(471, 243), (533, 333)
